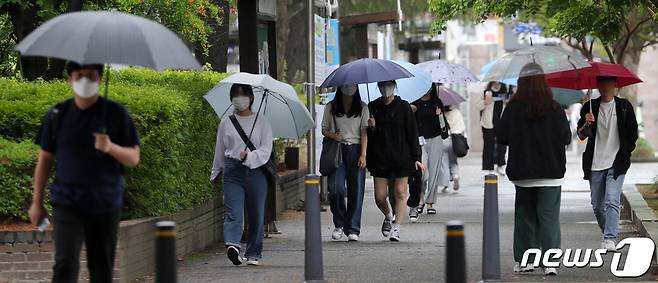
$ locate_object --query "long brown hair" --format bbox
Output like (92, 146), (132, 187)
(509, 63), (556, 119)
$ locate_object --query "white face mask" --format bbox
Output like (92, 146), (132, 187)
(72, 77), (99, 98)
(232, 96), (251, 111)
(491, 84), (501, 92)
(379, 84), (395, 97)
(341, 85), (357, 96)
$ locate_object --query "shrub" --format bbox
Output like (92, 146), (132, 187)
(0, 69), (229, 220)
(0, 138), (46, 221)
(632, 137), (656, 159)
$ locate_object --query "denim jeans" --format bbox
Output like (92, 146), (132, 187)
(590, 168), (625, 240)
(328, 144), (366, 235)
(223, 158), (268, 259)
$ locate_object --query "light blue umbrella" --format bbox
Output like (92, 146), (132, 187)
(328, 60), (431, 104)
(552, 88), (586, 107)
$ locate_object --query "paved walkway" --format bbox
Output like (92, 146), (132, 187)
(178, 153), (658, 282)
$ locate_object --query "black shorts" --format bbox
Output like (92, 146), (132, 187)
(369, 166), (414, 178)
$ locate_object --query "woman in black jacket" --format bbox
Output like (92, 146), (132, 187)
(496, 63), (571, 276)
(367, 80), (425, 242)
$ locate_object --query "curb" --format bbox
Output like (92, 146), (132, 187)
(622, 184), (658, 268)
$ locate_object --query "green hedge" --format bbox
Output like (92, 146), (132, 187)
(632, 137), (656, 159)
(0, 138), (45, 221)
(0, 69), (229, 220)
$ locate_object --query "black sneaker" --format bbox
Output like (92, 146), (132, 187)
(227, 246), (243, 266)
(381, 218), (392, 237)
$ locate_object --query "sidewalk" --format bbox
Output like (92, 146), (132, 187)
(177, 153), (658, 282)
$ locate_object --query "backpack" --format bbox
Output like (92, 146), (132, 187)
(45, 99), (74, 152)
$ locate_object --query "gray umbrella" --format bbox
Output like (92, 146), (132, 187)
(15, 10), (201, 70)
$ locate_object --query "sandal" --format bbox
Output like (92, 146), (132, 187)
(416, 203), (425, 214)
(427, 208), (437, 215)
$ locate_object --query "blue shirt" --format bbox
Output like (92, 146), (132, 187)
(36, 97), (140, 213)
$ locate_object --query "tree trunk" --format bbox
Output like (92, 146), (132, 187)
(194, 0), (229, 72)
(7, 2), (49, 80)
(45, 0), (85, 80)
(617, 49), (642, 105)
(276, 0), (291, 80)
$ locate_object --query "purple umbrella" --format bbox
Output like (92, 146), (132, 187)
(319, 58), (414, 96)
(438, 85), (466, 106)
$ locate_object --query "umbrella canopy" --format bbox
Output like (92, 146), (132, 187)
(438, 86), (466, 106)
(482, 46), (590, 83)
(416, 60), (478, 84)
(326, 60), (431, 103)
(319, 58), (413, 88)
(551, 88), (586, 107)
(204, 73), (314, 139)
(479, 59), (518, 86)
(15, 11), (201, 70)
(545, 61), (642, 90)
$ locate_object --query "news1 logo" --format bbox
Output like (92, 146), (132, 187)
(521, 237), (655, 277)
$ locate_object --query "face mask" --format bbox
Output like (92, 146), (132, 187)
(341, 85), (357, 96)
(72, 77), (99, 98)
(491, 84), (501, 92)
(379, 84), (395, 97)
(232, 96), (251, 111)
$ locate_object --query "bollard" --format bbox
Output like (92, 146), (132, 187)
(155, 221), (177, 283)
(482, 174), (501, 281)
(446, 220), (467, 283)
(304, 174), (325, 282)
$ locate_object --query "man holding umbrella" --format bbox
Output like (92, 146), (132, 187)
(29, 62), (141, 282)
(577, 76), (638, 251)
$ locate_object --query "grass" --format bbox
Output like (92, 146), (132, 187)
(637, 183), (658, 217)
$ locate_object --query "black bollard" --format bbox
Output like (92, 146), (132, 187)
(304, 174), (325, 282)
(155, 221), (177, 283)
(446, 220), (466, 283)
(482, 174), (501, 281)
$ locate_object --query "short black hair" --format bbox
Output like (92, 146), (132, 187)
(596, 76), (616, 83)
(66, 62), (104, 77)
(229, 83), (255, 108)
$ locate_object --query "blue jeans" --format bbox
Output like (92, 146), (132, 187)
(590, 168), (625, 240)
(223, 158), (268, 259)
(328, 144), (366, 235)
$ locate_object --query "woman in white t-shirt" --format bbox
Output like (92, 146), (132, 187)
(210, 84), (273, 266)
(321, 85), (369, 242)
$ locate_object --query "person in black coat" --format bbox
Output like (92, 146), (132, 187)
(497, 63), (571, 276)
(366, 80), (425, 242)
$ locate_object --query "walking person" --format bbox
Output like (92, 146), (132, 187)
(577, 76), (638, 251)
(497, 63), (571, 276)
(321, 85), (369, 242)
(367, 80), (425, 241)
(211, 83), (273, 266)
(408, 86), (450, 219)
(444, 104), (466, 191)
(29, 62), (141, 283)
(478, 81), (508, 175)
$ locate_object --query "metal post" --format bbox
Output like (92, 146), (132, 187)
(482, 174), (501, 281)
(304, 175), (325, 282)
(306, 0), (316, 174)
(155, 221), (177, 283)
(446, 220), (466, 283)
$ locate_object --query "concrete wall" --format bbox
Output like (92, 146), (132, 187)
(637, 46), (658, 151)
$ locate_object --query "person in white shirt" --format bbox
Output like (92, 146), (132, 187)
(477, 81), (508, 175)
(321, 85), (369, 242)
(577, 76), (638, 251)
(210, 83), (273, 266)
(444, 104), (466, 191)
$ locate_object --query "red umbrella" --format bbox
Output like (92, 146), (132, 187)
(545, 61), (642, 90)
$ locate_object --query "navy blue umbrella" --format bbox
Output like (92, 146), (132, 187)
(319, 58), (414, 90)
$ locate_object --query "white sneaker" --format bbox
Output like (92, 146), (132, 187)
(347, 234), (359, 241)
(513, 262), (535, 273)
(543, 267), (557, 276)
(601, 239), (616, 251)
(246, 258), (260, 266)
(409, 208), (419, 223)
(389, 224), (400, 242)
(331, 227), (344, 240)
(453, 176), (460, 191)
